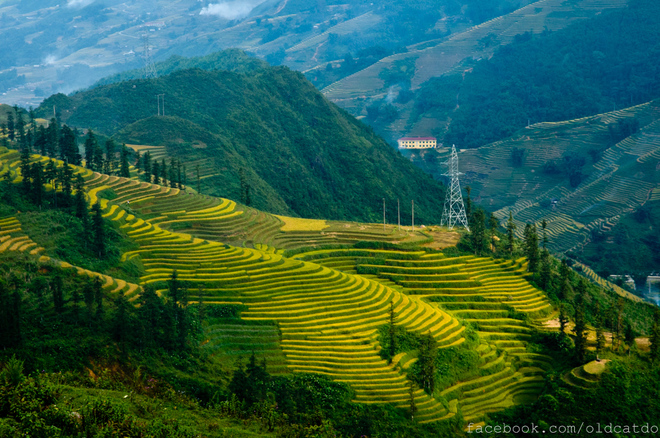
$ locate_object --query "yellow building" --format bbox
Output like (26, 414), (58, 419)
(397, 137), (437, 149)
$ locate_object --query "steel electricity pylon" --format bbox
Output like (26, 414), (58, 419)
(142, 34), (158, 79)
(441, 145), (470, 231)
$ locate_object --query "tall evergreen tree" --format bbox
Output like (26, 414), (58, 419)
(74, 174), (88, 232)
(120, 144), (130, 178)
(558, 303), (569, 334)
(19, 145), (31, 195)
(418, 333), (437, 394)
(91, 202), (106, 258)
(60, 125), (80, 165)
(6, 112), (14, 141)
(47, 118), (59, 158)
(135, 150), (141, 173)
(573, 293), (587, 363)
(35, 125), (47, 155)
(142, 151), (152, 182)
(160, 159), (167, 186)
(523, 223), (540, 272)
(152, 160), (160, 185)
(94, 276), (105, 321)
(470, 209), (488, 255)
(169, 158), (177, 188)
(104, 139), (116, 174)
(505, 211), (516, 255)
(31, 160), (45, 207)
(388, 301), (397, 362)
(84, 130), (98, 170)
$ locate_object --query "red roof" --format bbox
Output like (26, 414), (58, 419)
(398, 137), (436, 141)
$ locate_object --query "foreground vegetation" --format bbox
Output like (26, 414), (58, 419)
(1, 114), (659, 436)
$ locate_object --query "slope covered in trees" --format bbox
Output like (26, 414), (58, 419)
(417, 0), (660, 148)
(36, 65), (444, 223)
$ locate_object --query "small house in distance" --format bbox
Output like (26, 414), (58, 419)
(397, 137), (437, 149)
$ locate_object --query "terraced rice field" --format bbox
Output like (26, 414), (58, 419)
(295, 249), (554, 423)
(0, 148), (554, 424)
(461, 101), (660, 253)
(0, 215), (139, 298)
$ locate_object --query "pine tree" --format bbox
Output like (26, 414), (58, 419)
(104, 139), (116, 174)
(624, 322), (635, 356)
(196, 165), (201, 194)
(418, 333), (437, 394)
(84, 130), (98, 170)
(35, 125), (47, 155)
(559, 303), (569, 334)
(523, 223), (539, 272)
(506, 211), (516, 255)
(112, 294), (130, 353)
(470, 209), (488, 255)
(7, 112), (14, 141)
(135, 150), (141, 173)
(169, 158), (177, 188)
(91, 202), (106, 258)
(60, 125), (80, 165)
(143, 151), (152, 182)
(168, 270), (179, 307)
(573, 294), (587, 363)
(15, 109), (25, 149)
(19, 144), (31, 195)
(47, 118), (59, 158)
(152, 160), (160, 185)
(161, 159), (167, 186)
(388, 301), (397, 362)
(74, 174), (88, 231)
(120, 144), (130, 178)
(60, 163), (73, 207)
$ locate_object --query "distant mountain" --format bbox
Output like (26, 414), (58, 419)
(36, 65), (444, 223)
(0, 0), (527, 107)
(92, 49), (268, 88)
(324, 0), (633, 145)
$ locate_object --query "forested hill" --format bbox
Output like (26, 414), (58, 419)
(91, 49), (268, 88)
(36, 66), (443, 223)
(417, 0), (660, 148)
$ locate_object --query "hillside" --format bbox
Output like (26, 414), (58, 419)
(35, 66), (445, 224)
(408, 100), (660, 281)
(322, 0), (631, 143)
(0, 0), (529, 107)
(3, 131), (660, 433)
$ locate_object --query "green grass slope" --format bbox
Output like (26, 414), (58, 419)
(35, 66), (445, 224)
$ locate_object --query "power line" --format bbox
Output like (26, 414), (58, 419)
(441, 145), (470, 231)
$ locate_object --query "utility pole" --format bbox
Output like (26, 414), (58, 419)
(412, 200), (414, 232)
(156, 94), (165, 116)
(397, 198), (400, 231)
(383, 198), (386, 232)
(441, 145), (470, 231)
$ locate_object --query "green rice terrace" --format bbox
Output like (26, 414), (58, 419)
(0, 146), (564, 427)
(457, 100), (660, 254)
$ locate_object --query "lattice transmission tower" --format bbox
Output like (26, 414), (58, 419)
(142, 34), (158, 79)
(441, 145), (470, 231)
